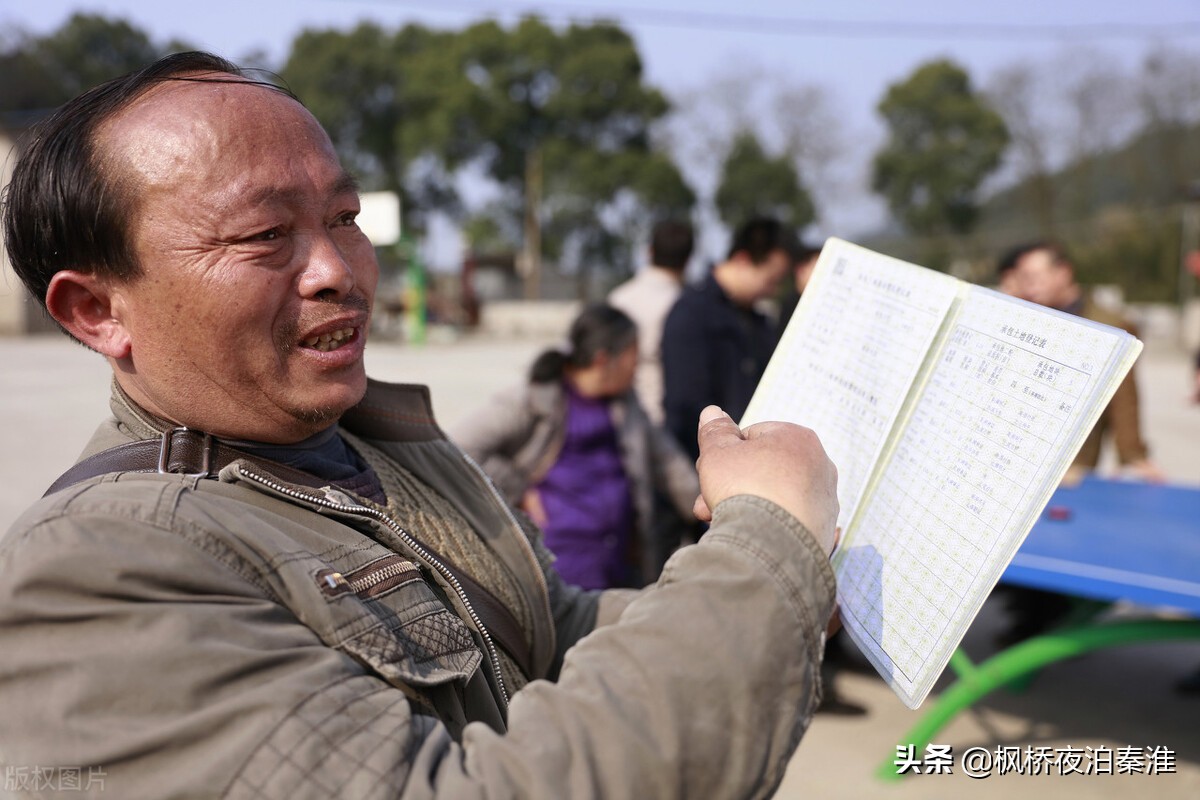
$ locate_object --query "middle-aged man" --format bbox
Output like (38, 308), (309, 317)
(0, 53), (840, 798)
(661, 216), (794, 461)
(996, 240), (1165, 483)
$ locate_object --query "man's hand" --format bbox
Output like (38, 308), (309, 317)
(692, 406), (839, 555)
(1124, 458), (1167, 484)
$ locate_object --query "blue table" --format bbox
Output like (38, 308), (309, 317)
(1003, 477), (1200, 614)
(879, 477), (1200, 780)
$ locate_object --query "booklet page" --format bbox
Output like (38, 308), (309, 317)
(838, 288), (1138, 707)
(743, 239), (959, 531)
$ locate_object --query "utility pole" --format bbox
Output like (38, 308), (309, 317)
(518, 146), (543, 301)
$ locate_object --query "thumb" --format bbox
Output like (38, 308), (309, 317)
(696, 405), (744, 450)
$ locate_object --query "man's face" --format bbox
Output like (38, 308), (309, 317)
(1011, 248), (1075, 309)
(99, 78), (378, 443)
(794, 254), (819, 294)
(752, 248), (792, 301)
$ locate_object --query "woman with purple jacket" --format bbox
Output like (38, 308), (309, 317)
(452, 304), (699, 589)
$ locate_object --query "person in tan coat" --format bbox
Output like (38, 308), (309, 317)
(994, 241), (1165, 647)
(997, 241), (1164, 483)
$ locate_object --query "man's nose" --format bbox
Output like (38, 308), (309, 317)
(298, 233), (356, 300)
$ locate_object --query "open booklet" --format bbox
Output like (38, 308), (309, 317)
(741, 238), (1142, 709)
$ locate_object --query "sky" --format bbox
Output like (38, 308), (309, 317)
(5, 0), (1200, 266)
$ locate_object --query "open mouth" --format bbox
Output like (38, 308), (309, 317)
(302, 327), (358, 353)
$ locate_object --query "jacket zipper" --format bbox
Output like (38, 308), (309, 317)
(236, 465), (510, 706)
(318, 554), (420, 599)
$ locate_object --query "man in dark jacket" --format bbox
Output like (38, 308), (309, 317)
(661, 217), (795, 460)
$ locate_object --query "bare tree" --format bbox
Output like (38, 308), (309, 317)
(664, 61), (845, 245)
(1053, 47), (1135, 160)
(1050, 47), (1134, 221)
(985, 63), (1059, 234)
(771, 81), (847, 231)
(1134, 43), (1200, 205)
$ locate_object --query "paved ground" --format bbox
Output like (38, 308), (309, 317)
(1, 330), (1197, 798)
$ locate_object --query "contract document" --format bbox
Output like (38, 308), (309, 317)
(742, 238), (1142, 708)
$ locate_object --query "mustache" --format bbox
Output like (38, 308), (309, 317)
(277, 292), (372, 350)
(313, 292), (370, 314)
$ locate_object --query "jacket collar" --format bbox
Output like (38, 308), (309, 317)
(109, 377), (447, 446)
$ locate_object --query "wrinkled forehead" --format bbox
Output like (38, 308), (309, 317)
(97, 75), (332, 192)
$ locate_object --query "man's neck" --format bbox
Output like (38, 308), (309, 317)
(648, 264), (685, 285)
(1058, 284), (1083, 313)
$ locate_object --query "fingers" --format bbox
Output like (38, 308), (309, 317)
(696, 406), (745, 451)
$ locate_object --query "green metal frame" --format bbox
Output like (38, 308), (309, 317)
(877, 619), (1200, 781)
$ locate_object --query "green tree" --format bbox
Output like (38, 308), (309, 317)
(872, 59), (1009, 238)
(714, 130), (814, 231)
(454, 17), (692, 294)
(0, 13), (183, 113)
(281, 23), (468, 233)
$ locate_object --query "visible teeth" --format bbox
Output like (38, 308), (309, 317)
(305, 327), (355, 352)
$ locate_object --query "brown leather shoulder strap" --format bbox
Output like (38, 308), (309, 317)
(44, 428), (325, 497)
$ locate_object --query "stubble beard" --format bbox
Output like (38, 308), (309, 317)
(273, 292), (372, 427)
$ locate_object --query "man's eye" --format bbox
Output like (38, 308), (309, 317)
(248, 228), (282, 242)
(336, 212), (359, 227)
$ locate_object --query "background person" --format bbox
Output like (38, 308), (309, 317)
(609, 219), (704, 575)
(661, 216), (795, 460)
(996, 240), (1165, 483)
(608, 218), (695, 425)
(452, 304), (699, 589)
(993, 240), (1163, 648)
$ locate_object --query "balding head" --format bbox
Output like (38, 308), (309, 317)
(2, 52), (298, 323)
(6, 52), (378, 443)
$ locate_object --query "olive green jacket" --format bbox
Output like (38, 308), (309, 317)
(0, 379), (835, 799)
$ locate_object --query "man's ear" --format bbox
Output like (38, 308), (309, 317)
(44, 270), (132, 359)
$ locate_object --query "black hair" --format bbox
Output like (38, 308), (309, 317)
(1, 51), (298, 328)
(996, 240), (1072, 279)
(530, 303), (638, 384)
(727, 216), (798, 266)
(793, 240), (822, 265)
(649, 218), (694, 272)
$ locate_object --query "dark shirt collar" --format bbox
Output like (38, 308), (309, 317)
(231, 426), (387, 506)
